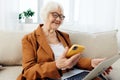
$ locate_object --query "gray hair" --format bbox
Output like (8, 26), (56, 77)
(40, 1), (64, 23)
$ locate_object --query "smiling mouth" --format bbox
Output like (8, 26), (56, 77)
(52, 22), (60, 25)
(53, 21), (61, 24)
(55, 23), (60, 25)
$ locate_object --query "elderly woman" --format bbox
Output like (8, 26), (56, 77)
(17, 1), (110, 80)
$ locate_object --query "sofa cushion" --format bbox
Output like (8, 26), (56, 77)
(0, 66), (22, 80)
(61, 29), (118, 58)
(0, 31), (27, 65)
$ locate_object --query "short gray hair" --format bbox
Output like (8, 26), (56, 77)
(40, 1), (64, 23)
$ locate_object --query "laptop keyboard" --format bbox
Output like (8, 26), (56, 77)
(64, 71), (89, 80)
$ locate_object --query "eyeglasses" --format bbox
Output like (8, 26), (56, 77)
(51, 12), (65, 20)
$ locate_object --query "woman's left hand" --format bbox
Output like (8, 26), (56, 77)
(103, 66), (113, 75)
(91, 58), (113, 78)
(91, 58), (106, 68)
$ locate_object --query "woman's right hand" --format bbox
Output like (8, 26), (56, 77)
(55, 47), (81, 70)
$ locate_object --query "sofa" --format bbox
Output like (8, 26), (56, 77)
(0, 29), (120, 80)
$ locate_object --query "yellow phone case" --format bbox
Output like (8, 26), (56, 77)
(66, 44), (85, 58)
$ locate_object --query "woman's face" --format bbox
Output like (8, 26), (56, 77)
(46, 8), (65, 30)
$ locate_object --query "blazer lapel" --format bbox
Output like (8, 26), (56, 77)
(56, 31), (68, 48)
(35, 25), (54, 60)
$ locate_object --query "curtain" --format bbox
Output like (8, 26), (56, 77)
(60, 0), (120, 33)
(0, 0), (19, 31)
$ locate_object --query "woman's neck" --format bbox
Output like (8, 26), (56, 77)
(42, 25), (59, 44)
(42, 25), (56, 37)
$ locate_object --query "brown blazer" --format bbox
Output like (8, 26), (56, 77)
(17, 24), (93, 80)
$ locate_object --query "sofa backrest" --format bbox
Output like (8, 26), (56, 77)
(0, 30), (118, 66)
(62, 29), (118, 58)
(0, 31), (28, 66)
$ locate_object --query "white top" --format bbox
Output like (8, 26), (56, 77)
(49, 43), (65, 59)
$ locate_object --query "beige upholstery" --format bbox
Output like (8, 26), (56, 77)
(0, 31), (27, 65)
(0, 30), (120, 80)
(0, 66), (22, 80)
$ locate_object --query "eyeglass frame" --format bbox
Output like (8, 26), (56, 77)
(50, 12), (65, 20)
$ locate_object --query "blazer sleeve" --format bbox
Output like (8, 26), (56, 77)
(76, 57), (93, 70)
(22, 34), (62, 80)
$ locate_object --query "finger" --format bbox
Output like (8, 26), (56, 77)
(55, 58), (68, 69)
(105, 69), (109, 74)
(103, 71), (107, 75)
(106, 66), (112, 74)
(93, 76), (101, 80)
(96, 58), (106, 64)
(104, 67), (112, 75)
(64, 54), (79, 68)
(108, 66), (113, 70)
(72, 55), (81, 66)
(61, 47), (69, 58)
(99, 58), (106, 62)
(68, 53), (81, 63)
(63, 53), (81, 69)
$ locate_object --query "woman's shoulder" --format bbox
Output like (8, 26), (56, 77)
(22, 30), (36, 41)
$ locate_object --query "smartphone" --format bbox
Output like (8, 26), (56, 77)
(66, 44), (85, 58)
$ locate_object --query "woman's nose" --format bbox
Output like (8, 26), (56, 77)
(56, 16), (62, 21)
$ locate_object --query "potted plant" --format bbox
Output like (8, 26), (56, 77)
(23, 8), (35, 23)
(18, 13), (23, 23)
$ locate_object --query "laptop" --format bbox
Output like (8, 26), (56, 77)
(61, 53), (120, 80)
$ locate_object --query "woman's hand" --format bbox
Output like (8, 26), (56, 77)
(93, 66), (113, 80)
(55, 47), (81, 70)
(91, 58), (106, 68)
(103, 66), (112, 75)
(91, 58), (112, 80)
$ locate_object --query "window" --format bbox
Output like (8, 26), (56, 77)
(19, 0), (71, 23)
(19, 0), (118, 32)
(19, 0), (38, 23)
